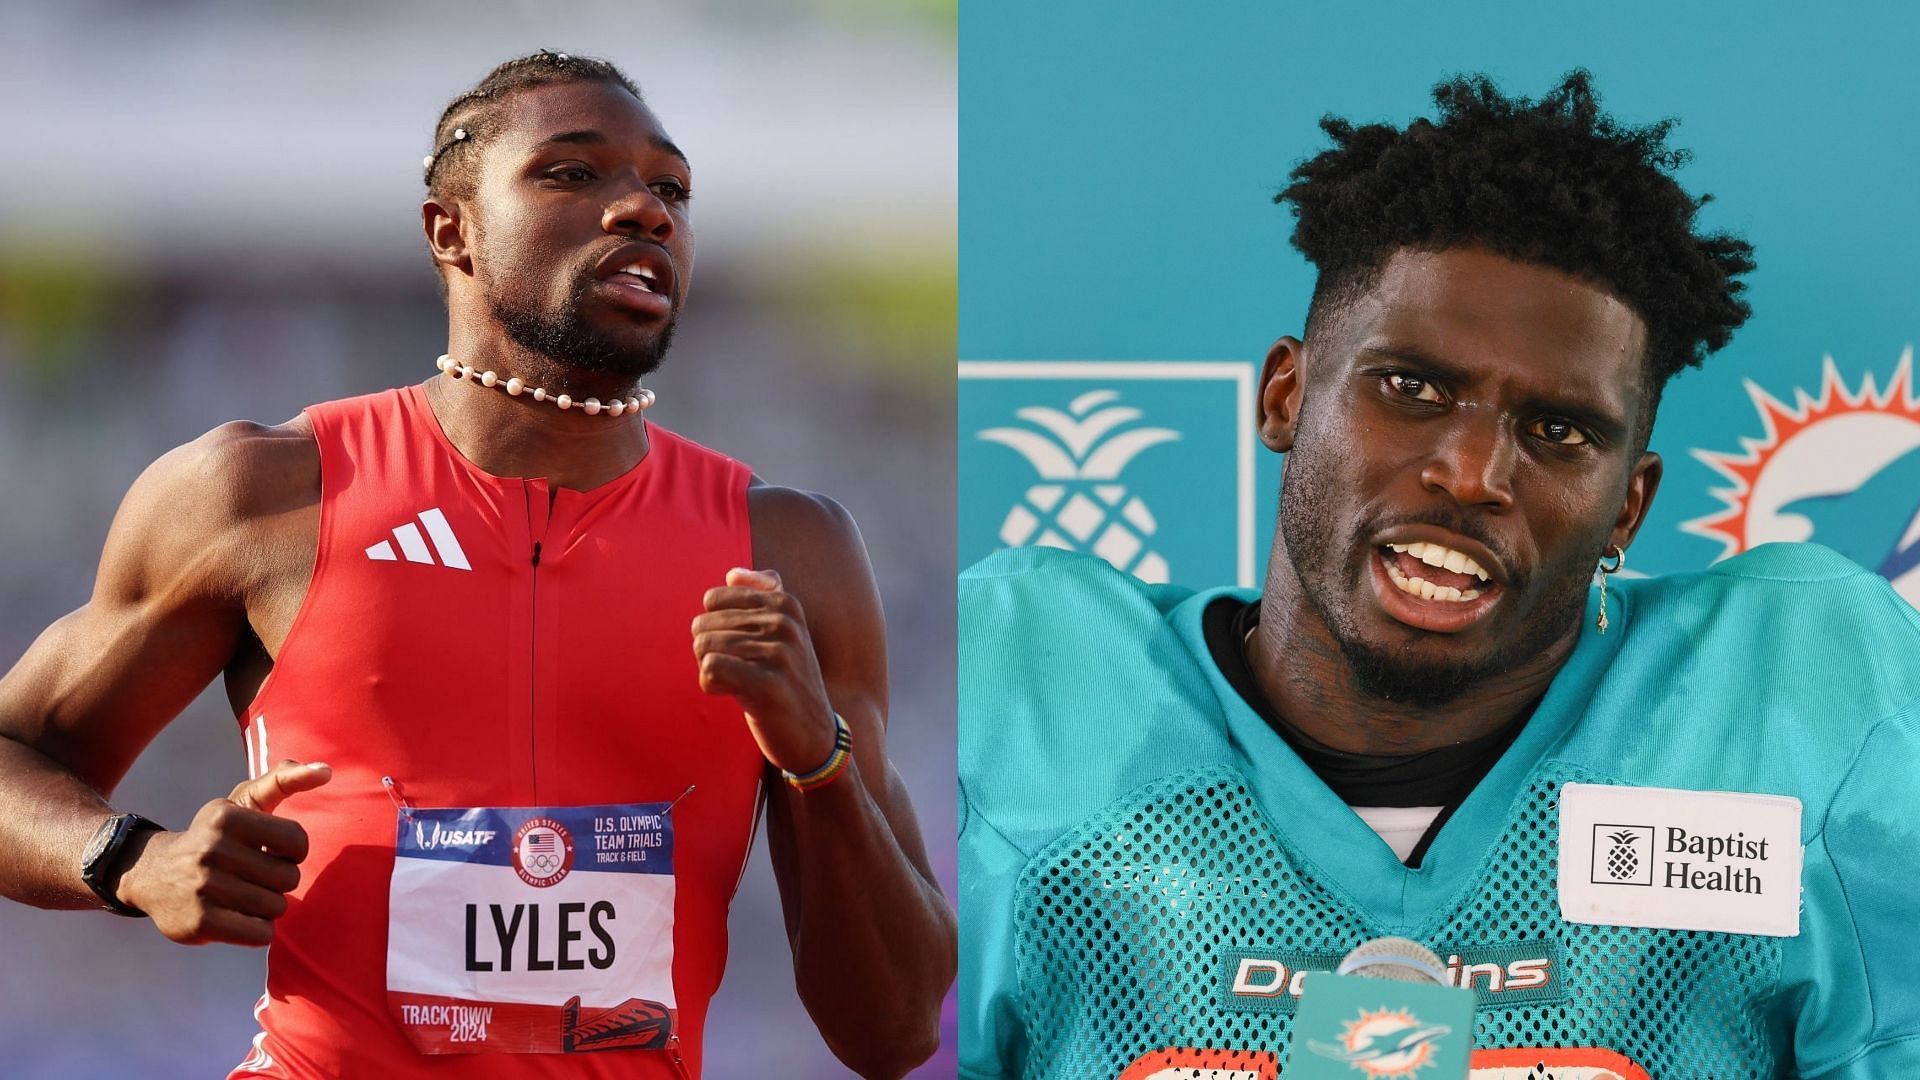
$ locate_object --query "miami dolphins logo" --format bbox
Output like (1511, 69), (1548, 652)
(1306, 1007), (1451, 1076)
(1683, 351), (1920, 607)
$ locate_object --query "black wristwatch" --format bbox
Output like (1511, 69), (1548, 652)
(79, 811), (161, 917)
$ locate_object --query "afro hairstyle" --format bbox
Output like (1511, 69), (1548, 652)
(1276, 70), (1755, 426)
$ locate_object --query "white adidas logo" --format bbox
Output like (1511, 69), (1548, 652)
(365, 507), (471, 571)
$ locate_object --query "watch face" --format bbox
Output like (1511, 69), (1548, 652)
(79, 813), (150, 917)
(82, 815), (126, 873)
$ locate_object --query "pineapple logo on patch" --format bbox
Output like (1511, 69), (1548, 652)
(978, 389), (1181, 582)
(1684, 350), (1920, 608)
(1589, 824), (1653, 886)
(1605, 831), (1640, 880)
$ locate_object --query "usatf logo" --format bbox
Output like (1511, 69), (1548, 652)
(512, 817), (575, 888)
(1590, 824), (1654, 886)
(1684, 351), (1920, 607)
(959, 361), (1258, 588)
(1306, 1007), (1451, 1077)
(412, 820), (499, 851)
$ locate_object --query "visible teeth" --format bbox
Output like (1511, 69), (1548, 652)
(1383, 556), (1484, 604)
(1387, 540), (1491, 582)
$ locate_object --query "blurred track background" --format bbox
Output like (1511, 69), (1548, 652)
(0, 1), (955, 1075)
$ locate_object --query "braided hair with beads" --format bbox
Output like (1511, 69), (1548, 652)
(423, 50), (646, 200)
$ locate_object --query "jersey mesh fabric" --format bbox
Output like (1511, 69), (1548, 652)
(963, 544), (1920, 1079)
(1014, 763), (1780, 1079)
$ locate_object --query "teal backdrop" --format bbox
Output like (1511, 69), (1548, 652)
(959, 1), (1920, 602)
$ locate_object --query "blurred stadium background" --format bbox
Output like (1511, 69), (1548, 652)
(0, 1), (955, 1076)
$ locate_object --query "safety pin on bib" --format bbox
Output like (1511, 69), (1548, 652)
(382, 775), (416, 822)
(664, 784), (695, 816)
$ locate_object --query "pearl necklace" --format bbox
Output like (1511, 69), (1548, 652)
(435, 354), (655, 416)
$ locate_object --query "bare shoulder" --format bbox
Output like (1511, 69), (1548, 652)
(102, 416), (318, 604)
(743, 485), (889, 727)
(745, 480), (884, 656)
(746, 480), (867, 579)
(0, 416), (318, 781)
(153, 415), (317, 517)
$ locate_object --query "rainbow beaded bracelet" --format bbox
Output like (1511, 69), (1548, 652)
(783, 713), (853, 792)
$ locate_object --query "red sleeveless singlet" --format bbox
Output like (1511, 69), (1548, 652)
(227, 385), (762, 1078)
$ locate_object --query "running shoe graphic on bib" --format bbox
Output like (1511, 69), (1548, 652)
(386, 798), (679, 1056)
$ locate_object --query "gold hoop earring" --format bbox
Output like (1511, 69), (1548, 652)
(1596, 544), (1625, 634)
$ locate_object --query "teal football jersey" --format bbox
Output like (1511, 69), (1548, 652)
(959, 543), (1920, 1079)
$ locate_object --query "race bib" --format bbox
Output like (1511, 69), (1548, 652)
(386, 802), (678, 1055)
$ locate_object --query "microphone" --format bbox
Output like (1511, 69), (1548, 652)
(1337, 936), (1454, 984)
(1288, 937), (1475, 1080)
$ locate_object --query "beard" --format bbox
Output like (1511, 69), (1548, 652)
(488, 272), (677, 382)
(1277, 425), (1592, 709)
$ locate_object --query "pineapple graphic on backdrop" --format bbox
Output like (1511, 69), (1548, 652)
(1606, 830), (1641, 881)
(979, 389), (1180, 583)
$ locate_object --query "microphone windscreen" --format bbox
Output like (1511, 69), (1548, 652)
(1336, 936), (1449, 985)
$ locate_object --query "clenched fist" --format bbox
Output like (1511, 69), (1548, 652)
(693, 568), (838, 774)
(118, 759), (331, 946)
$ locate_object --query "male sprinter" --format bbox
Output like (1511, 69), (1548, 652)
(0, 52), (953, 1079)
(961, 73), (1920, 1078)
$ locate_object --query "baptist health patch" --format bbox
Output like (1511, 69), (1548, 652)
(385, 802), (678, 1055)
(1558, 783), (1802, 937)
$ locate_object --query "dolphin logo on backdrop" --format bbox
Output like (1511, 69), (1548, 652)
(1684, 351), (1920, 608)
(1778, 444), (1920, 583)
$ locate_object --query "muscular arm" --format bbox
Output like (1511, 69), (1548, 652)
(0, 420), (314, 912)
(697, 485), (955, 1079)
